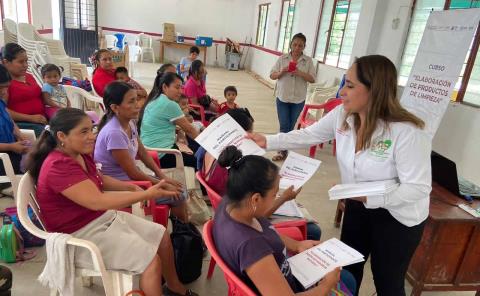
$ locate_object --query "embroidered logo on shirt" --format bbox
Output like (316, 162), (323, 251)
(369, 139), (392, 159)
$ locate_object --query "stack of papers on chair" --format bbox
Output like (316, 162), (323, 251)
(288, 238), (364, 289)
(273, 200), (304, 218)
(328, 180), (399, 200)
(279, 151), (322, 190)
(194, 113), (265, 160)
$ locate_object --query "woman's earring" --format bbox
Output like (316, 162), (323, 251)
(61, 142), (65, 147)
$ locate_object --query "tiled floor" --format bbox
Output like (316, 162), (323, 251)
(0, 63), (475, 295)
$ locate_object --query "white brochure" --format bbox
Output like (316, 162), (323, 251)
(194, 113), (265, 160)
(288, 238), (364, 289)
(279, 151), (322, 190)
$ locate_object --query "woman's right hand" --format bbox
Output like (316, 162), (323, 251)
(30, 114), (48, 125)
(146, 179), (182, 199)
(246, 132), (267, 148)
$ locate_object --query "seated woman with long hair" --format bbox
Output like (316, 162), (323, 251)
(94, 81), (188, 222)
(213, 145), (356, 295)
(26, 108), (197, 296)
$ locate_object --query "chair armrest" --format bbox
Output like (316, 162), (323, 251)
(144, 147), (185, 169)
(0, 153), (15, 179)
(189, 104), (207, 126)
(273, 219), (307, 240)
(66, 237), (110, 278)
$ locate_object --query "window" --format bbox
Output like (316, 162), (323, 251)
(277, 0), (296, 53)
(256, 3), (270, 46)
(0, 0), (31, 30)
(313, 0), (362, 68)
(64, 0), (96, 30)
(399, 0), (480, 106)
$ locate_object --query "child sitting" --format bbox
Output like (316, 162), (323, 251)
(179, 46), (200, 80)
(41, 63), (100, 124)
(178, 95), (203, 132)
(40, 64), (69, 119)
(114, 67), (148, 106)
(218, 85), (239, 115)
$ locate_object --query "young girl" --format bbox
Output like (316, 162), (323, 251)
(41, 64), (69, 119)
(94, 81), (188, 222)
(91, 49), (115, 97)
(26, 108), (197, 296)
(212, 145), (355, 295)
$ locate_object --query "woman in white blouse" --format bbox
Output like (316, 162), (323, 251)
(249, 55), (431, 296)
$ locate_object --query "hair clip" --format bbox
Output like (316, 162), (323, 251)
(44, 125), (51, 132)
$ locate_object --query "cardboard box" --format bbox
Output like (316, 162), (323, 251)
(163, 23), (176, 42)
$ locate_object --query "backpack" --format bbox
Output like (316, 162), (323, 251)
(0, 214), (23, 263)
(61, 77), (92, 92)
(170, 215), (204, 284)
(4, 207), (45, 248)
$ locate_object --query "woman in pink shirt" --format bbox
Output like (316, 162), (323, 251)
(26, 108), (197, 296)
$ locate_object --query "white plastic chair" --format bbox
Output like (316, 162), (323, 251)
(64, 85), (105, 113)
(105, 35), (119, 50)
(137, 33), (155, 63)
(17, 172), (143, 296)
(3, 18), (18, 44)
(0, 130), (36, 200)
(17, 22), (82, 77)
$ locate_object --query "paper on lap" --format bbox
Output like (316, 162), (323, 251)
(194, 113), (265, 159)
(279, 151), (322, 190)
(288, 238), (364, 289)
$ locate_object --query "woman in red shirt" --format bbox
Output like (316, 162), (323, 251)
(26, 108), (197, 296)
(2, 43), (59, 136)
(92, 49), (116, 97)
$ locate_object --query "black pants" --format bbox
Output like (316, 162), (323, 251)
(340, 200), (425, 296)
(160, 151), (197, 170)
(0, 151), (22, 176)
(0, 265), (12, 296)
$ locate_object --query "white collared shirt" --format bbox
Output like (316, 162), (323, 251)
(270, 53), (316, 104)
(266, 105), (432, 227)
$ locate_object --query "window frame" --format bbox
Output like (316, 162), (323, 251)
(0, 0), (32, 29)
(276, 0), (296, 53)
(312, 0), (358, 69)
(399, 0), (480, 106)
(255, 3), (271, 47)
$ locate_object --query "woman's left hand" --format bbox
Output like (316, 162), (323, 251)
(296, 240), (321, 253)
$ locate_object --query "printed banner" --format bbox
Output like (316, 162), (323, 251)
(400, 9), (480, 138)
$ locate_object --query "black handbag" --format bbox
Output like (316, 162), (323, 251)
(169, 216), (204, 284)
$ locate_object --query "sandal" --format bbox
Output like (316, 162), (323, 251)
(163, 285), (199, 296)
(272, 151), (288, 162)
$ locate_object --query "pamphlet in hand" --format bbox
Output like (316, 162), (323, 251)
(328, 180), (399, 200)
(273, 200), (304, 218)
(279, 151), (322, 190)
(288, 238), (364, 289)
(194, 113), (265, 160)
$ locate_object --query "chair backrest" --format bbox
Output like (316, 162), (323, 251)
(16, 173), (48, 239)
(195, 171), (222, 210)
(64, 85), (106, 112)
(203, 220), (256, 296)
(3, 18), (18, 44)
(138, 33), (152, 48)
(300, 98), (343, 123)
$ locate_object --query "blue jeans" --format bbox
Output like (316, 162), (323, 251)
(276, 98), (305, 134)
(340, 269), (357, 295)
(306, 222), (322, 241)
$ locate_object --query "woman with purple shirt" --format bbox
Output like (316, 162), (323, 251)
(94, 81), (188, 222)
(213, 145), (356, 295)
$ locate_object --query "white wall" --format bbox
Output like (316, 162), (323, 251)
(98, 0), (256, 66)
(31, 0), (53, 30)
